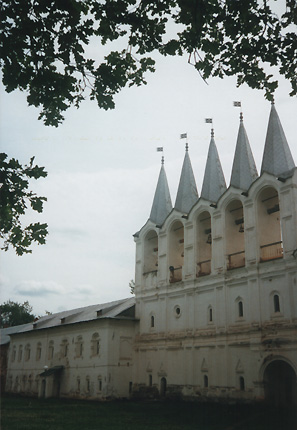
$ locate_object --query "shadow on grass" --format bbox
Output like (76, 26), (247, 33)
(1, 395), (297, 430)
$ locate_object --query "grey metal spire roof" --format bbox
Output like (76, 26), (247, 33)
(175, 146), (198, 213)
(200, 130), (227, 202)
(261, 103), (295, 177)
(149, 161), (172, 225)
(230, 114), (258, 190)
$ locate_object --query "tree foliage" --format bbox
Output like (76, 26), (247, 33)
(0, 154), (48, 255)
(1, 0), (296, 126)
(0, 300), (36, 327)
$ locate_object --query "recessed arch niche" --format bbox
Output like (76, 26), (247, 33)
(257, 187), (283, 261)
(143, 230), (158, 274)
(196, 211), (212, 276)
(225, 199), (245, 270)
(168, 220), (184, 282)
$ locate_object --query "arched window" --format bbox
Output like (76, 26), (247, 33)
(239, 376), (245, 391)
(11, 346), (16, 362)
(18, 345), (23, 362)
(36, 342), (42, 361)
(150, 315), (155, 328)
(75, 336), (83, 358)
(48, 340), (54, 360)
(77, 377), (80, 392)
(208, 307), (213, 323)
(24, 344), (31, 361)
(196, 211), (212, 276)
(257, 187), (282, 262)
(273, 294), (280, 313)
(143, 230), (158, 274)
(98, 376), (102, 392)
(28, 374), (33, 391)
(225, 200), (245, 270)
(22, 375), (27, 392)
(86, 376), (90, 392)
(91, 333), (100, 356)
(61, 339), (69, 358)
(204, 375), (209, 388)
(169, 220), (184, 283)
(238, 301), (244, 318)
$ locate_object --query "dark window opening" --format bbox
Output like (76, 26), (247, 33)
(149, 374), (153, 387)
(151, 315), (155, 328)
(239, 376), (245, 391)
(204, 375), (208, 388)
(274, 294), (280, 313)
(238, 301), (244, 317)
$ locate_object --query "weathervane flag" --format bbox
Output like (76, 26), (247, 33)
(180, 133), (187, 139)
(233, 101), (241, 107)
(205, 118), (213, 123)
(156, 147), (163, 152)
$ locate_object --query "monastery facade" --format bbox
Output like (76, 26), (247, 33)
(3, 104), (297, 405)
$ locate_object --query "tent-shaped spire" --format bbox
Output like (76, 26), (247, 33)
(175, 144), (198, 213)
(201, 130), (227, 202)
(149, 158), (172, 225)
(230, 113), (258, 190)
(261, 103), (295, 177)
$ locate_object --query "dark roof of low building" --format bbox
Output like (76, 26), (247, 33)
(0, 297), (136, 342)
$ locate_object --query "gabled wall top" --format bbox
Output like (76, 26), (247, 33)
(261, 103), (295, 177)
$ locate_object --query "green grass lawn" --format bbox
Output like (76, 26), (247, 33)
(1, 395), (297, 430)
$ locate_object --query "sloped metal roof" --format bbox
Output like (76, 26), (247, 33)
(0, 323), (32, 345)
(200, 132), (227, 202)
(175, 149), (198, 213)
(230, 116), (258, 190)
(1, 298), (135, 338)
(149, 164), (172, 225)
(261, 103), (295, 177)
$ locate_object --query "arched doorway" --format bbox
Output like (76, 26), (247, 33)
(160, 377), (167, 398)
(263, 360), (297, 406)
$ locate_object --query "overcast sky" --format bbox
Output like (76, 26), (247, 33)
(1, 33), (297, 316)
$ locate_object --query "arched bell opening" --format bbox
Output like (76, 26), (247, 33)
(225, 199), (245, 270)
(168, 220), (184, 283)
(196, 211), (212, 277)
(263, 360), (297, 407)
(257, 187), (283, 262)
(143, 230), (158, 275)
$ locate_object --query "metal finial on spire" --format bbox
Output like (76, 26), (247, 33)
(211, 128), (214, 138)
(240, 112), (243, 122)
(161, 155), (164, 165)
(185, 142), (189, 152)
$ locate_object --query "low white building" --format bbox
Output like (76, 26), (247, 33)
(4, 104), (297, 405)
(4, 298), (136, 399)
